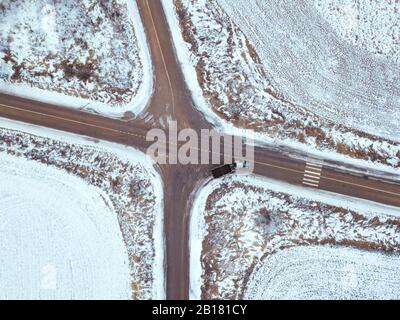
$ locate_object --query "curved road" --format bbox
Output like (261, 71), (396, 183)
(0, 0), (399, 299)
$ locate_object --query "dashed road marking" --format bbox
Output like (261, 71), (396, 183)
(302, 161), (323, 188)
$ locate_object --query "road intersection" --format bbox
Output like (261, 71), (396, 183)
(0, 0), (399, 299)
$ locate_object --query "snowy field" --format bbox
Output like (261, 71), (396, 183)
(190, 175), (400, 299)
(0, 0), (152, 117)
(245, 246), (400, 300)
(0, 118), (164, 299)
(217, 0), (400, 140)
(163, 0), (400, 172)
(0, 153), (131, 299)
(314, 0), (400, 64)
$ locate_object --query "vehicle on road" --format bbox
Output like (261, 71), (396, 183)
(211, 161), (248, 179)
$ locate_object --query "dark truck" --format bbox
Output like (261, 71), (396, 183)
(211, 163), (236, 179)
(211, 161), (248, 179)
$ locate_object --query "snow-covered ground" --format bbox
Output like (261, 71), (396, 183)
(245, 246), (400, 300)
(0, 153), (131, 300)
(190, 174), (400, 299)
(0, 118), (164, 299)
(314, 0), (400, 64)
(0, 0), (152, 117)
(162, 0), (400, 172)
(217, 0), (400, 140)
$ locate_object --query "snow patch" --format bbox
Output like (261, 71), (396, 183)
(190, 174), (400, 299)
(0, 117), (165, 299)
(0, 153), (132, 299)
(0, 0), (153, 117)
(245, 246), (400, 300)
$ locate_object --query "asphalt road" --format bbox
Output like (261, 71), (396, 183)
(0, 0), (399, 300)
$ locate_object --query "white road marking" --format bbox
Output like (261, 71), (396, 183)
(306, 163), (323, 169)
(302, 161), (323, 188)
(303, 181), (319, 187)
(304, 170), (321, 176)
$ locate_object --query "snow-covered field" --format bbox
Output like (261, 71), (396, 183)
(217, 0), (400, 140)
(190, 175), (400, 299)
(0, 118), (164, 299)
(0, 0), (152, 117)
(314, 0), (400, 64)
(163, 0), (400, 171)
(0, 153), (131, 299)
(245, 246), (400, 300)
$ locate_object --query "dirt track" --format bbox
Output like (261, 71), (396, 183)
(0, 0), (399, 300)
